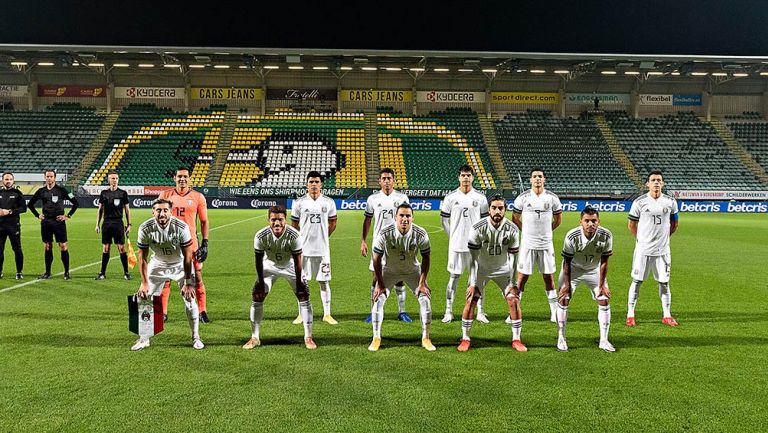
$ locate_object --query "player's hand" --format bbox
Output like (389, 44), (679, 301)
(95, 225), (100, 233)
(360, 241), (368, 257)
(372, 284), (386, 301)
(465, 285), (478, 301)
(124, 224), (131, 235)
(181, 283), (196, 301)
(558, 285), (571, 303)
(416, 283), (431, 299)
(56, 215), (69, 221)
(194, 239), (208, 263)
(598, 285), (611, 300)
(38, 215), (45, 221)
(0, 209), (8, 216)
(137, 282), (150, 300)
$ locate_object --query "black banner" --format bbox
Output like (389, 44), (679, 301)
(266, 88), (337, 101)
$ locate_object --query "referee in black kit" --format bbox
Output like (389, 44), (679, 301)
(95, 171), (131, 280)
(0, 172), (27, 279)
(27, 169), (78, 280)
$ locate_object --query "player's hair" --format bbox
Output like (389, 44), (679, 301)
(396, 203), (413, 214)
(151, 198), (173, 209)
(647, 170), (664, 181)
(43, 168), (56, 176)
(306, 171), (324, 182)
(107, 170), (119, 177)
(458, 165), (474, 174)
(530, 167), (545, 176)
(488, 194), (506, 207)
(379, 167), (395, 177)
(2, 171), (13, 178)
(268, 205), (287, 216)
(581, 206), (600, 218)
(174, 167), (191, 176)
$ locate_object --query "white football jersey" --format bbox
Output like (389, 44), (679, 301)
(468, 217), (520, 272)
(372, 223), (431, 273)
(628, 193), (678, 256)
(440, 188), (489, 252)
(512, 189), (563, 249)
(364, 190), (410, 238)
(136, 217), (193, 265)
(254, 225), (303, 269)
(291, 194), (337, 257)
(561, 226), (613, 271)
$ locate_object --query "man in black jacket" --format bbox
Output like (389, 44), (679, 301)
(0, 172), (27, 279)
(27, 169), (79, 280)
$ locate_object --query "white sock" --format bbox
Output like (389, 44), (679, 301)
(546, 290), (557, 319)
(461, 319), (472, 340)
(418, 294), (432, 339)
(511, 319), (522, 340)
(659, 283), (672, 317)
(184, 296), (200, 340)
(299, 300), (313, 338)
(319, 281), (331, 316)
(557, 304), (568, 339)
(598, 305), (611, 342)
(628, 280), (642, 317)
(395, 284), (407, 313)
(372, 290), (388, 338)
(445, 274), (460, 313)
(250, 301), (264, 339)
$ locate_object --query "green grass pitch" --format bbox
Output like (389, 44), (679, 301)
(0, 209), (765, 432)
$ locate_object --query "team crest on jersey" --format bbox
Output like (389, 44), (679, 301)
(502, 238), (509, 245)
(113, 198), (121, 207)
(187, 199), (194, 206)
(321, 206), (327, 213)
(51, 196), (59, 203)
(544, 203), (550, 211)
(473, 200), (478, 207)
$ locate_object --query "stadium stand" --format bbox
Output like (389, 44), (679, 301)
(84, 104), (223, 187)
(0, 103), (104, 175)
(377, 107), (497, 190)
(606, 111), (765, 190)
(219, 112), (366, 188)
(493, 110), (636, 195)
(727, 120), (768, 172)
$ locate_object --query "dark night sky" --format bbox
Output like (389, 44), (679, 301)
(2, 0), (767, 56)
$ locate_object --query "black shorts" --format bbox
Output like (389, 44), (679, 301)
(41, 218), (67, 243)
(102, 220), (125, 245)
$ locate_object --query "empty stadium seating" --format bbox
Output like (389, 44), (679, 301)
(494, 110), (635, 195)
(84, 104), (223, 186)
(378, 107), (497, 190)
(607, 111), (764, 190)
(727, 119), (768, 173)
(220, 112), (366, 188)
(0, 104), (104, 175)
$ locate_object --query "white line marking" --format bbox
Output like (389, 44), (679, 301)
(0, 213), (265, 294)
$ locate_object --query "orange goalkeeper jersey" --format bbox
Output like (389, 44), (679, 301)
(159, 188), (208, 250)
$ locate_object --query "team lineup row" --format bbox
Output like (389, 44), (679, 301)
(0, 166), (679, 352)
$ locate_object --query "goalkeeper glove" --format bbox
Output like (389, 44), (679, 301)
(195, 239), (209, 262)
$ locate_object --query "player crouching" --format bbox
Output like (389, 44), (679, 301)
(556, 206), (615, 352)
(131, 199), (203, 351)
(369, 204), (435, 352)
(243, 206), (317, 350)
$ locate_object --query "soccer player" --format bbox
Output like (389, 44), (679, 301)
(361, 168), (412, 323)
(0, 172), (26, 279)
(159, 168), (210, 323)
(243, 205), (317, 350)
(131, 198), (203, 351)
(28, 169), (79, 280)
(511, 167), (562, 323)
(626, 170), (679, 327)
(291, 171), (338, 325)
(369, 203), (435, 352)
(440, 165), (489, 323)
(556, 206), (616, 352)
(458, 195), (523, 352)
(95, 171), (132, 280)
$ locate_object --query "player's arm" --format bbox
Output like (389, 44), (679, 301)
(292, 251), (308, 295)
(559, 255), (572, 303)
(507, 247), (519, 287)
(512, 211), (522, 230)
(552, 212), (562, 230)
(28, 188), (42, 220)
(669, 213), (679, 235)
(360, 214), (373, 257)
(180, 242), (195, 301)
(372, 251), (386, 301)
(95, 203), (103, 232)
(468, 246), (480, 288)
(137, 246), (150, 299)
(440, 215), (450, 235)
(628, 220), (638, 237)
(417, 251), (431, 298)
(598, 255), (611, 300)
(253, 250), (267, 295)
(123, 203), (132, 233)
(328, 216), (337, 236)
(195, 198), (210, 262)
